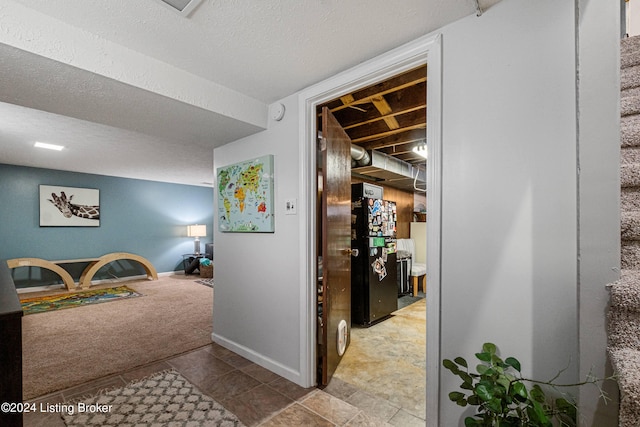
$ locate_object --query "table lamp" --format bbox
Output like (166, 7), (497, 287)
(187, 224), (206, 255)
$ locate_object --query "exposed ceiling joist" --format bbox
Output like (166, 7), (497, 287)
(319, 65), (428, 179)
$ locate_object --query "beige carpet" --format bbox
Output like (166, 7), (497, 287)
(608, 34), (640, 427)
(21, 275), (213, 400)
(333, 299), (426, 420)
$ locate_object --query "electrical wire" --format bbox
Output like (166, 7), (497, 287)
(413, 167), (427, 193)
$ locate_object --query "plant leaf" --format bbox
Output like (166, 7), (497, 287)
(530, 384), (546, 403)
(487, 397), (503, 413)
(556, 398), (577, 419)
(464, 417), (481, 427)
(491, 354), (503, 365)
(482, 342), (497, 355)
(529, 400), (550, 424)
(475, 384), (493, 402)
(459, 372), (473, 385)
(443, 359), (460, 374)
(461, 381), (474, 390)
(448, 391), (466, 402)
(467, 395), (481, 405)
(476, 352), (492, 362)
(505, 357), (521, 372)
(454, 357), (468, 368)
(512, 381), (528, 399)
(476, 364), (489, 375)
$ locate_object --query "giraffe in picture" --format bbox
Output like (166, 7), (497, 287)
(48, 191), (100, 220)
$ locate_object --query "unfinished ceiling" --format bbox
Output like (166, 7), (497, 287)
(319, 66), (427, 191)
(0, 0), (503, 186)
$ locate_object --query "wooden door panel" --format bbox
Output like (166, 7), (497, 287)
(319, 107), (352, 385)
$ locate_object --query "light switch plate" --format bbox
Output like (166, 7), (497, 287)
(285, 198), (297, 215)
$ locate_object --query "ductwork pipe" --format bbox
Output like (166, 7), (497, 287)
(351, 145), (371, 167)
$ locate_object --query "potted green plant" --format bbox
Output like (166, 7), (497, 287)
(443, 343), (604, 427)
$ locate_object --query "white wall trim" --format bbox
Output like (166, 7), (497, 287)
(297, 32), (443, 426)
(212, 333), (302, 383)
(424, 33), (443, 427)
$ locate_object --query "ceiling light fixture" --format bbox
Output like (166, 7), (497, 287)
(412, 144), (428, 159)
(34, 142), (64, 151)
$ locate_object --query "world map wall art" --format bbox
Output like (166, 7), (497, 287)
(216, 154), (275, 232)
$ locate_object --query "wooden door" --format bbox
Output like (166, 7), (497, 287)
(319, 107), (352, 386)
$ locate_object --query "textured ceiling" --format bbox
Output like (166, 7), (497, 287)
(0, 0), (502, 186)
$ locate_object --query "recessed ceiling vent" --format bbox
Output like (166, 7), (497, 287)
(156, 0), (202, 16)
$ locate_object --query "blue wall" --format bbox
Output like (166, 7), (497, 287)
(0, 164), (213, 287)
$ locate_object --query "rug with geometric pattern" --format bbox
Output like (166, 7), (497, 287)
(61, 370), (245, 426)
(20, 285), (141, 315)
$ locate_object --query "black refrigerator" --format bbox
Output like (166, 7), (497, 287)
(351, 188), (398, 326)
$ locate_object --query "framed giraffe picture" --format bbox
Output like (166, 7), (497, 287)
(39, 185), (100, 227)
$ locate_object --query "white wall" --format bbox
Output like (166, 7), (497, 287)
(438, 0), (580, 423)
(577, 0), (621, 424)
(629, 0), (640, 37)
(212, 0), (619, 425)
(212, 95), (304, 381)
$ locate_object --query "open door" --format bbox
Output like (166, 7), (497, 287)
(318, 106), (352, 386)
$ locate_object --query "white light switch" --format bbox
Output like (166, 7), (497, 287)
(285, 198), (297, 215)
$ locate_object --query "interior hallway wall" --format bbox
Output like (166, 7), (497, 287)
(211, 1), (619, 425)
(212, 95), (303, 379)
(438, 0), (579, 421)
(577, 0), (621, 423)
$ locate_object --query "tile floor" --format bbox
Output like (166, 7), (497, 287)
(23, 341), (426, 427)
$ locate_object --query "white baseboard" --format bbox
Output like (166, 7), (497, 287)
(211, 332), (304, 387)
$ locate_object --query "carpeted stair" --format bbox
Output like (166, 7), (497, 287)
(608, 34), (640, 427)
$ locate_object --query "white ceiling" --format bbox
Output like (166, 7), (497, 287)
(0, 0), (501, 186)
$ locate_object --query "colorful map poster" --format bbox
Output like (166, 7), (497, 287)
(217, 154), (275, 232)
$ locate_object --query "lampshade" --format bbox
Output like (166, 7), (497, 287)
(187, 224), (206, 237)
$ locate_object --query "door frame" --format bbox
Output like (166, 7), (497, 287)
(298, 32), (443, 425)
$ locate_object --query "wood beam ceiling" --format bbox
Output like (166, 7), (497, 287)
(318, 65), (427, 167)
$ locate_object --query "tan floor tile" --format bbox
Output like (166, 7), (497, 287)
(268, 377), (316, 401)
(388, 408), (425, 427)
(301, 390), (360, 426)
(221, 384), (293, 427)
(344, 411), (394, 427)
(198, 369), (261, 401)
(345, 390), (400, 422)
(260, 403), (335, 427)
(241, 362), (283, 384)
(322, 377), (361, 401)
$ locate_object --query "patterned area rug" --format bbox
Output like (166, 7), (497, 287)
(195, 278), (214, 288)
(20, 286), (141, 315)
(61, 370), (245, 426)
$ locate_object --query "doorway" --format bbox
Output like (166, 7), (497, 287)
(315, 66), (428, 421)
(299, 32), (443, 427)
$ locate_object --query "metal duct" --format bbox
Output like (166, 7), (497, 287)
(352, 148), (426, 192)
(351, 144), (371, 167)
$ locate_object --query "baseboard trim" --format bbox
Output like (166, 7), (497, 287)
(211, 332), (303, 386)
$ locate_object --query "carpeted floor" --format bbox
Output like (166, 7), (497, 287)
(61, 369), (245, 427)
(21, 275), (213, 400)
